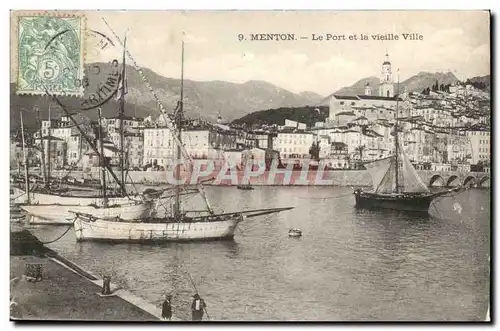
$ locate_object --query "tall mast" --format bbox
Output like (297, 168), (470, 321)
(119, 34), (127, 196)
(174, 41), (184, 219)
(36, 107), (47, 187)
(97, 108), (108, 207)
(51, 97), (130, 198)
(103, 20), (214, 214)
(20, 112), (30, 204)
(394, 69), (400, 193)
(46, 103), (51, 187)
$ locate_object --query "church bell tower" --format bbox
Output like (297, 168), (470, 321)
(379, 52), (394, 98)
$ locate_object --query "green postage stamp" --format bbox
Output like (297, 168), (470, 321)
(16, 13), (85, 95)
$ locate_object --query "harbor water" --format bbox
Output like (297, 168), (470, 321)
(27, 186), (490, 321)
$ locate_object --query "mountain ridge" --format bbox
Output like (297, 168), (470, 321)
(10, 62), (324, 130)
(321, 71), (461, 103)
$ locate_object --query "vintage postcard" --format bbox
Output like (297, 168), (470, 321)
(9, 10), (491, 322)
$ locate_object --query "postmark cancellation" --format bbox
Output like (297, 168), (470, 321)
(13, 12), (86, 96)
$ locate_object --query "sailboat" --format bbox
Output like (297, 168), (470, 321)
(73, 38), (294, 242)
(11, 106), (139, 207)
(18, 40), (160, 224)
(20, 108), (155, 224)
(353, 74), (463, 214)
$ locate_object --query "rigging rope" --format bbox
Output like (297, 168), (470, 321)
(179, 258), (211, 320)
(10, 192), (26, 201)
(36, 218), (76, 245)
(297, 192), (353, 200)
(237, 212), (281, 235)
(102, 19), (214, 214)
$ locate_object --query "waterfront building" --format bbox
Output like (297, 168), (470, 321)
(467, 130), (491, 165)
(102, 116), (143, 135)
(143, 126), (175, 167)
(40, 116), (73, 142)
(324, 142), (349, 169)
(447, 135), (472, 164)
(124, 132), (144, 168)
(143, 125), (239, 167)
(66, 134), (91, 167)
(34, 135), (67, 170)
(272, 129), (314, 159)
(317, 135), (331, 159)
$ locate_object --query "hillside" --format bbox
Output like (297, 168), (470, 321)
(402, 71), (458, 93)
(9, 83), (152, 130)
(465, 75), (490, 92)
(329, 76), (380, 98)
(119, 67), (323, 122)
(322, 71), (459, 102)
(298, 91), (324, 104)
(231, 106), (329, 128)
(10, 62), (323, 129)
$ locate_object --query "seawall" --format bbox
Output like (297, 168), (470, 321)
(25, 169), (491, 187)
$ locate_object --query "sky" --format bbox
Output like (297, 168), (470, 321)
(13, 10), (490, 96)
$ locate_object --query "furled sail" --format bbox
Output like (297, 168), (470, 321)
(400, 147), (430, 193)
(364, 156), (393, 192)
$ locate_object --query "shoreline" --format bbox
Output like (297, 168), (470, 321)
(14, 169), (491, 188)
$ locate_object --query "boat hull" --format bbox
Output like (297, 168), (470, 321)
(21, 202), (155, 225)
(73, 214), (244, 242)
(354, 190), (437, 213)
(11, 187), (139, 206)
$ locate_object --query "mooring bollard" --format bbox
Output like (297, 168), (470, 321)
(102, 276), (111, 295)
(24, 263), (43, 282)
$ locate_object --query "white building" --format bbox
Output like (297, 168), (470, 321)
(447, 134), (472, 164)
(467, 130), (490, 164)
(143, 126), (238, 166)
(327, 53), (401, 125)
(102, 116), (143, 135)
(273, 130), (314, 159)
(284, 119), (307, 130)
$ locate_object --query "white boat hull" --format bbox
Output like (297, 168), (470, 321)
(73, 214), (244, 242)
(21, 202), (155, 225)
(11, 187), (138, 206)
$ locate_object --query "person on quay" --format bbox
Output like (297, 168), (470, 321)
(162, 294), (173, 321)
(191, 293), (206, 321)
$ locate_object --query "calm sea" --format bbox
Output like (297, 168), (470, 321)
(29, 186), (490, 321)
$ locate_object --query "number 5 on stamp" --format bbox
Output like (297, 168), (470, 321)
(16, 13), (85, 96)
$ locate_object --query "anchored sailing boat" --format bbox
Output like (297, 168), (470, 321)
(353, 144), (454, 213)
(20, 108), (155, 224)
(353, 74), (462, 213)
(11, 107), (140, 207)
(73, 39), (293, 242)
(19, 40), (159, 224)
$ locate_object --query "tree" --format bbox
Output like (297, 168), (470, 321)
(432, 80), (439, 91)
(355, 145), (366, 161)
(309, 142), (320, 161)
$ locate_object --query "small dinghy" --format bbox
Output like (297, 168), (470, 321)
(288, 228), (302, 237)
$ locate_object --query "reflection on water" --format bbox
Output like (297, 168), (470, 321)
(28, 186), (490, 321)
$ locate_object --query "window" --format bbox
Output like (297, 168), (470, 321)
(340, 101), (344, 105)
(351, 102), (355, 106)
